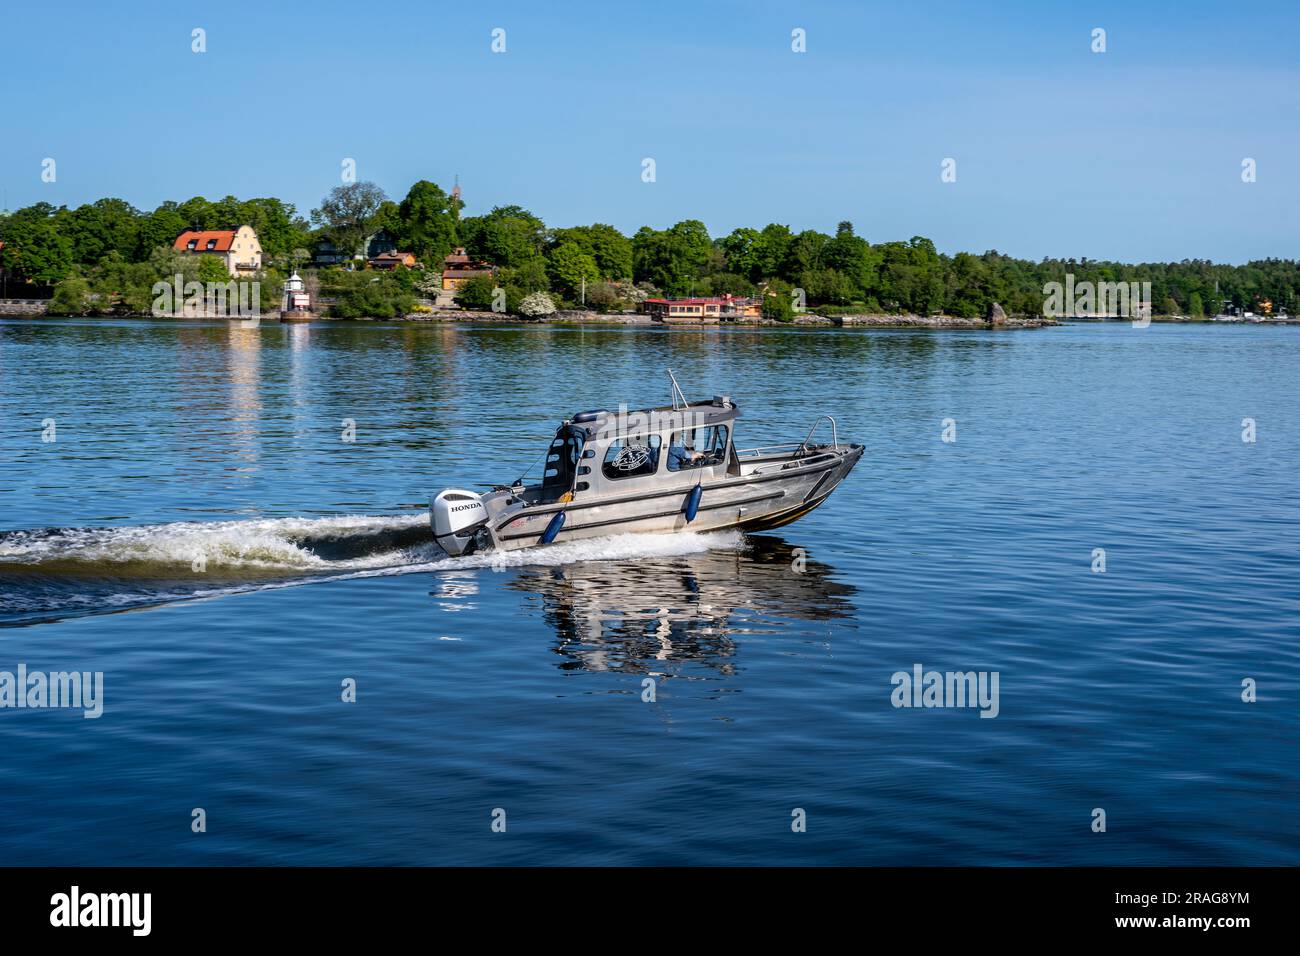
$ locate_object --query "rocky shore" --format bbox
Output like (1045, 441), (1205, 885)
(386, 309), (656, 324)
(10, 300), (1053, 328)
(387, 309), (1056, 329)
(386, 302), (1055, 328)
(829, 314), (1056, 330)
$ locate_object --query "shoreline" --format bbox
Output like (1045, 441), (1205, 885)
(9, 304), (1300, 328)
(1, 301), (1053, 328)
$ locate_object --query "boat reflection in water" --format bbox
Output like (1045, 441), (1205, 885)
(508, 535), (856, 676)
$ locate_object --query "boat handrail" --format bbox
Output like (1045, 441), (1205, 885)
(798, 415), (838, 453)
(736, 443), (803, 457)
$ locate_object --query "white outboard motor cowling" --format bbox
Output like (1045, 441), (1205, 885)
(431, 489), (490, 555)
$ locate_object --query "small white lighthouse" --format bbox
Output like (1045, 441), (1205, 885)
(280, 271), (314, 322)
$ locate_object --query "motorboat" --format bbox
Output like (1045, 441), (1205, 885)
(430, 377), (863, 556)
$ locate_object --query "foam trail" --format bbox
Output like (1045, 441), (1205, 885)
(167, 531), (745, 608)
(0, 514), (430, 574)
(0, 517), (747, 625)
(431, 530), (744, 571)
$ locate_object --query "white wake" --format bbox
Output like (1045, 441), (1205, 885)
(0, 514), (431, 571)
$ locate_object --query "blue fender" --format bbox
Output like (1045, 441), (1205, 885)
(684, 484), (703, 523)
(540, 510), (566, 544)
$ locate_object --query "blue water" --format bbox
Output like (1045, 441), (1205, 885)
(0, 318), (1296, 865)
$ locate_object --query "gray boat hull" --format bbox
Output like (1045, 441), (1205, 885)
(434, 442), (864, 555)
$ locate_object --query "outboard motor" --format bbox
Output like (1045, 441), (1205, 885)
(431, 489), (491, 556)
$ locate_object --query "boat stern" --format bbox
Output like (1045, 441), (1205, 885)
(431, 489), (492, 556)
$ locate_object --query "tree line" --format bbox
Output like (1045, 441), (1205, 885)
(2, 180), (1297, 319)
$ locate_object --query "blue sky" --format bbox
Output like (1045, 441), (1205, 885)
(2, 0), (1296, 263)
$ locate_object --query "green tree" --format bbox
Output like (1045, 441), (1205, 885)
(135, 203), (188, 258)
(460, 205), (547, 268)
(371, 200), (402, 242)
(762, 281), (796, 322)
(498, 258), (550, 293)
(210, 195), (245, 229)
(583, 223), (633, 280)
(148, 243), (201, 282)
(49, 276), (93, 315)
(549, 224), (632, 280)
(753, 224), (794, 280)
(721, 227), (762, 280)
(632, 220), (712, 295)
(197, 255), (230, 284)
(875, 237), (945, 313)
(176, 196), (218, 230)
(0, 209), (74, 283)
(946, 252), (990, 317)
(455, 275), (498, 311)
(802, 268), (855, 306)
(237, 197), (310, 258)
(64, 198), (140, 265)
(311, 181), (389, 259)
(583, 281), (620, 312)
(546, 241), (600, 300)
(824, 227), (875, 296)
(708, 272), (755, 296)
(320, 268), (416, 318)
(396, 180), (459, 265)
(786, 230), (829, 280)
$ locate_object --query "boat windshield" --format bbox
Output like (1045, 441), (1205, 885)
(541, 426), (586, 498)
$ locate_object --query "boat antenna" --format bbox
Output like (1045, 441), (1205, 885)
(512, 445), (548, 487)
(667, 369), (689, 410)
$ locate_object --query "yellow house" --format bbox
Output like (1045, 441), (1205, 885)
(174, 225), (263, 276)
(441, 247), (494, 290)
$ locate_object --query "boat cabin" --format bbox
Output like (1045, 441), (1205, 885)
(533, 396), (739, 503)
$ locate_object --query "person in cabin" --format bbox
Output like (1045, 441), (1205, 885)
(667, 437), (702, 471)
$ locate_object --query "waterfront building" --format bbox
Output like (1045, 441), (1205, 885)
(173, 226), (262, 276)
(311, 236), (348, 266)
(311, 229), (400, 268)
(369, 250), (417, 270)
(644, 295), (763, 322)
(441, 247), (495, 290)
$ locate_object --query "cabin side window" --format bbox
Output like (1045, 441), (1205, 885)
(602, 434), (661, 479)
(667, 424), (729, 471)
(542, 429), (585, 496)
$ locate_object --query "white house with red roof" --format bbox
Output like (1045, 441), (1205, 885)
(173, 225), (262, 276)
(643, 294), (763, 322)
